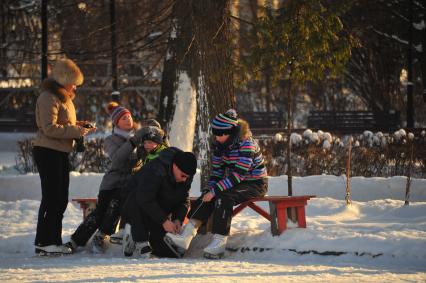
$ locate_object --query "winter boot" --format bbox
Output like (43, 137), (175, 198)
(110, 228), (124, 245)
(203, 234), (228, 259)
(163, 219), (200, 257)
(122, 223), (136, 257)
(134, 241), (152, 259)
(35, 244), (73, 256)
(91, 231), (106, 254)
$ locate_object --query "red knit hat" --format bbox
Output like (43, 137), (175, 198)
(107, 102), (131, 126)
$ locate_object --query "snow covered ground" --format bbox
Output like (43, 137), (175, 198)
(0, 133), (425, 282)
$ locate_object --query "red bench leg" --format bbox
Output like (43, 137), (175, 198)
(296, 206), (306, 228)
(269, 201), (287, 236)
(276, 203), (287, 234)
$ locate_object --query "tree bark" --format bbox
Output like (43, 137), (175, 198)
(193, 0), (236, 189)
(159, 0), (235, 189)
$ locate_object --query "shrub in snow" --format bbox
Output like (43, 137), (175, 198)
(290, 133), (302, 146)
(310, 132), (319, 144)
(12, 130), (426, 178)
(394, 129), (406, 141)
(322, 140), (331, 150)
(323, 132), (332, 143)
(256, 129), (426, 178)
(274, 133), (283, 142)
(303, 129), (313, 139)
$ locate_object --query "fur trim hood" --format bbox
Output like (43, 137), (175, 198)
(238, 119), (252, 140)
(40, 78), (75, 102)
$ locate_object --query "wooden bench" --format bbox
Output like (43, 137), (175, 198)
(72, 195), (315, 236)
(238, 111), (287, 136)
(307, 110), (400, 134)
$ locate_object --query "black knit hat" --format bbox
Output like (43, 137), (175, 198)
(173, 151), (197, 175)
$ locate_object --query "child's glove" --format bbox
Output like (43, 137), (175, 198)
(129, 127), (149, 146)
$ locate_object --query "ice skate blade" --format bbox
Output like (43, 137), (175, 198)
(163, 235), (185, 258)
(109, 238), (122, 245)
(203, 252), (224, 259)
(35, 249), (67, 257)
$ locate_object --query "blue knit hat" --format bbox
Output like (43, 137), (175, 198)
(211, 109), (238, 136)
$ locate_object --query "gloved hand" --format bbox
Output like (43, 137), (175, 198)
(129, 127), (149, 146)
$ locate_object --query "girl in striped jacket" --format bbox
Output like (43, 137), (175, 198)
(164, 109), (268, 259)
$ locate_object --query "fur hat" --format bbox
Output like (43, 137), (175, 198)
(107, 102), (131, 126)
(51, 59), (84, 86)
(142, 119), (162, 129)
(211, 109), (239, 136)
(142, 126), (164, 144)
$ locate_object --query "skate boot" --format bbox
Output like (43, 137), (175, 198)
(110, 228), (124, 245)
(163, 220), (200, 258)
(35, 244), (73, 256)
(122, 223), (136, 257)
(91, 231), (106, 253)
(203, 234), (228, 259)
(64, 239), (78, 253)
(134, 241), (152, 259)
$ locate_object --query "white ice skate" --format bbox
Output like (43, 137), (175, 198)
(163, 220), (198, 257)
(134, 241), (152, 259)
(122, 223), (136, 257)
(203, 234), (228, 259)
(110, 228), (124, 245)
(35, 244), (72, 256)
(91, 231), (106, 254)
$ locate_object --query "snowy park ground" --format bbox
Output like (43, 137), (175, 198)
(1, 133), (426, 282)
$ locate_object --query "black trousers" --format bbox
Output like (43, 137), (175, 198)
(189, 180), (268, 236)
(33, 146), (70, 246)
(123, 197), (178, 258)
(71, 188), (121, 246)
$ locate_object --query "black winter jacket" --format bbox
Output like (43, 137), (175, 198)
(126, 147), (193, 225)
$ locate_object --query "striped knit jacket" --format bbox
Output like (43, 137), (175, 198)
(208, 122), (267, 196)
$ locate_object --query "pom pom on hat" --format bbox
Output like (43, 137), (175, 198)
(211, 108), (239, 136)
(107, 102), (131, 126)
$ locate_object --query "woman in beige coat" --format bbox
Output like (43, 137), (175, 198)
(32, 59), (94, 256)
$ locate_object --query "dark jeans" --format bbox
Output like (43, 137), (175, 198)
(123, 197), (178, 258)
(189, 180), (268, 236)
(33, 146), (70, 246)
(71, 188), (121, 246)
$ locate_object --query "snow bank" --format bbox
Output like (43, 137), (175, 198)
(1, 173), (425, 202)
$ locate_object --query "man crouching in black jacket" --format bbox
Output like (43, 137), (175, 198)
(121, 147), (197, 258)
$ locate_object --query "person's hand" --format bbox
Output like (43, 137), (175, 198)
(173, 220), (182, 234)
(131, 127), (149, 145)
(79, 127), (91, 137)
(163, 219), (178, 234)
(76, 120), (90, 126)
(202, 192), (215, 202)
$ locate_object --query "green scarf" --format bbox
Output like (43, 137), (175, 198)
(143, 143), (168, 165)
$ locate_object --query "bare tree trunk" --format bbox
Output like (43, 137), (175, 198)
(193, 0), (236, 189)
(159, 0), (235, 189)
(286, 80), (293, 196)
(346, 137), (352, 205)
(405, 142), (414, 206)
(158, 1), (198, 135)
